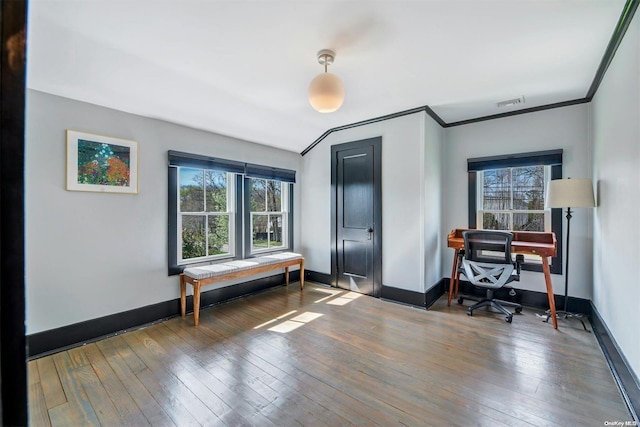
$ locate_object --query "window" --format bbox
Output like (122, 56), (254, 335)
(467, 149), (563, 274)
(168, 150), (296, 275)
(178, 168), (234, 262)
(478, 165), (550, 232)
(249, 179), (288, 252)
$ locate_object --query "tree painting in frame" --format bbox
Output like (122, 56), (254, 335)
(66, 130), (138, 194)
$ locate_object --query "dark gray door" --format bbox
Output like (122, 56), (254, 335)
(331, 138), (382, 297)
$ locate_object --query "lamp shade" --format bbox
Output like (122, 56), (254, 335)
(545, 178), (595, 208)
(308, 72), (345, 113)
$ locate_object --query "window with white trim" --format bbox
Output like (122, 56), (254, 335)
(178, 168), (234, 262)
(249, 178), (288, 253)
(167, 150), (296, 275)
(477, 165), (550, 233)
(467, 149), (563, 274)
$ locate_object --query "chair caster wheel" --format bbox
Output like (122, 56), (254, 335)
(467, 310), (473, 316)
(505, 315), (513, 323)
(457, 297), (464, 305)
(515, 307), (522, 314)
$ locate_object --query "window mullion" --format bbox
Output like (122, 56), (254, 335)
(205, 213), (210, 257)
(267, 213), (271, 249)
(509, 167), (514, 211)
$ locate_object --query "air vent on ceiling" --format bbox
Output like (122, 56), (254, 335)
(497, 96), (525, 108)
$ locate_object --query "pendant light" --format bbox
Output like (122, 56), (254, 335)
(308, 49), (345, 113)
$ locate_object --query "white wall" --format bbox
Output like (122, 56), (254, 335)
(26, 90), (302, 334)
(424, 116), (444, 287)
(591, 13), (640, 380)
(300, 112), (444, 293)
(442, 104), (593, 298)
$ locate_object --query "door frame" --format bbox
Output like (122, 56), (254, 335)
(330, 137), (382, 296)
(1, 0), (28, 424)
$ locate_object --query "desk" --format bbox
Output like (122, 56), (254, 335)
(447, 228), (559, 329)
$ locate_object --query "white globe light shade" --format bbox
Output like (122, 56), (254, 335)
(308, 72), (345, 113)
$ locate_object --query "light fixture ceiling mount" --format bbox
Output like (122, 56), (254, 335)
(308, 49), (345, 113)
(316, 49), (335, 67)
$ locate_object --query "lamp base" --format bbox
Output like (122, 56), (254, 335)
(537, 310), (591, 332)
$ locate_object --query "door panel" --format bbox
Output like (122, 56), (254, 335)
(342, 240), (368, 278)
(342, 154), (370, 228)
(333, 140), (381, 296)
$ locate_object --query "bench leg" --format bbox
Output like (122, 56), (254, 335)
(300, 259), (305, 290)
(193, 282), (201, 326)
(180, 275), (186, 317)
(285, 267), (290, 286)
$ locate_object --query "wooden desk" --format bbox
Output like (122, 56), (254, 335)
(447, 228), (559, 329)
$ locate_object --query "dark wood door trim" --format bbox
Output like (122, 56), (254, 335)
(330, 137), (382, 297)
(1, 0), (28, 424)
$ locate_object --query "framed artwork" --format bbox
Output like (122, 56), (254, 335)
(66, 130), (138, 194)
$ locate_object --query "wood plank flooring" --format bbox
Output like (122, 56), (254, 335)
(29, 283), (632, 426)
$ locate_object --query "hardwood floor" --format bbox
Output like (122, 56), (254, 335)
(29, 282), (631, 426)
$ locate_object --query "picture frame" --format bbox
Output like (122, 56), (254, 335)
(66, 130), (138, 194)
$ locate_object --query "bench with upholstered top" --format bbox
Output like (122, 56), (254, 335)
(180, 252), (304, 326)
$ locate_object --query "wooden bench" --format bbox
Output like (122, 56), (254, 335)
(180, 252), (304, 326)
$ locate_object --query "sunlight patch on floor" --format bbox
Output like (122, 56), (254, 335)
(253, 310), (297, 329)
(268, 311), (324, 333)
(313, 288), (345, 303)
(327, 292), (362, 306)
(255, 286), (363, 333)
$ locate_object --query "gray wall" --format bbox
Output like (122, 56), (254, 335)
(300, 112), (444, 293)
(25, 90), (302, 334)
(442, 104), (593, 298)
(591, 12), (640, 381)
(424, 115), (444, 288)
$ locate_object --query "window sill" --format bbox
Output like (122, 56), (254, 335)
(169, 254), (236, 276)
(249, 247), (290, 257)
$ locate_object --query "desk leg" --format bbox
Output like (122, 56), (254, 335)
(448, 249), (460, 306)
(299, 259), (305, 290)
(542, 256), (558, 329)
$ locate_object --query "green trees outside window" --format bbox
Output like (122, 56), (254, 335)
(250, 178), (285, 251)
(179, 168), (231, 261)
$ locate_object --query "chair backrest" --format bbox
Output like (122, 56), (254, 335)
(463, 230), (513, 264)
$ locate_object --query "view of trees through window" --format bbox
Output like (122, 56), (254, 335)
(179, 168), (231, 260)
(481, 166), (547, 232)
(250, 178), (284, 251)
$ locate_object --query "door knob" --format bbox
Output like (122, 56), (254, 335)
(367, 227), (373, 240)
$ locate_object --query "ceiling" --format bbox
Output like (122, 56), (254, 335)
(27, 0), (626, 154)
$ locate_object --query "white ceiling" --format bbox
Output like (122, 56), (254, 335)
(27, 0), (625, 153)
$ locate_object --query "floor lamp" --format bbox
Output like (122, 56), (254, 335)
(544, 177), (595, 331)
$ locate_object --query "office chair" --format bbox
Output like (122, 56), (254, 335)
(457, 230), (524, 323)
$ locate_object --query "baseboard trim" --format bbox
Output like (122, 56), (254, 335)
(591, 303), (640, 423)
(454, 280), (591, 314)
(425, 278), (447, 309)
(27, 271), (299, 359)
(380, 285), (425, 308)
(304, 269), (332, 286)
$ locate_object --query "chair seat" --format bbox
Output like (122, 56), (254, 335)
(461, 259), (516, 289)
(457, 230), (522, 323)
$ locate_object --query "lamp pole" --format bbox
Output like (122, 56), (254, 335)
(546, 205), (590, 332)
(542, 177), (594, 331)
(563, 207), (572, 314)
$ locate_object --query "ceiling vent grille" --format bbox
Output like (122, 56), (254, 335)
(497, 96), (525, 108)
